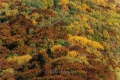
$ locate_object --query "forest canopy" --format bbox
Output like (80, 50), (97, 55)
(0, 0), (120, 80)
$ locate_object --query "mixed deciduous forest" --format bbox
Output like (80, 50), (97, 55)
(0, 0), (120, 80)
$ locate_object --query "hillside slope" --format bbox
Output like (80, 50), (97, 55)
(0, 0), (120, 80)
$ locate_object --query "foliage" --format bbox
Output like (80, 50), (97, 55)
(5, 53), (19, 59)
(67, 51), (79, 58)
(55, 39), (65, 45)
(65, 21), (81, 35)
(0, 0), (120, 79)
(55, 39), (71, 46)
(103, 29), (110, 39)
(115, 67), (120, 80)
(23, 0), (44, 9)
(59, 0), (69, 5)
(81, 3), (91, 12)
(51, 44), (68, 58)
(27, 40), (36, 48)
(7, 55), (32, 65)
(0, 68), (14, 77)
(68, 34), (104, 50)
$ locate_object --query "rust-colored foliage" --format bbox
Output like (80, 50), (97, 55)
(52, 46), (68, 58)
(37, 27), (54, 39)
(108, 29), (117, 37)
(9, 14), (34, 29)
(0, 74), (15, 80)
(0, 59), (7, 69)
(11, 27), (26, 37)
(52, 20), (66, 27)
(0, 46), (10, 55)
(0, 0), (120, 79)
(0, 0), (11, 3)
(14, 1), (22, 6)
(14, 50), (52, 79)
(32, 24), (67, 41)
(42, 9), (56, 17)
(30, 9), (41, 15)
(51, 58), (87, 79)
(105, 71), (116, 80)
(17, 45), (32, 55)
(0, 25), (11, 36)
(15, 68), (41, 80)
(20, 19), (34, 28)
(50, 25), (68, 40)
(69, 44), (83, 51)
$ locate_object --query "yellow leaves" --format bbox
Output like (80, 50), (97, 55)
(81, 3), (91, 12)
(81, 14), (88, 22)
(96, 0), (108, 6)
(113, 22), (120, 27)
(1, 3), (9, 9)
(87, 29), (94, 34)
(90, 41), (104, 50)
(94, 0), (105, 5)
(31, 12), (40, 20)
(67, 51), (79, 57)
(40, 0), (54, 8)
(84, 23), (91, 29)
(6, 9), (18, 16)
(115, 67), (120, 80)
(7, 55), (32, 65)
(25, 15), (30, 19)
(12, 9), (19, 15)
(101, 41), (110, 51)
(51, 44), (68, 58)
(77, 5), (82, 10)
(68, 1), (82, 12)
(1, 68), (14, 76)
(51, 44), (62, 52)
(32, 20), (38, 25)
(65, 56), (89, 65)
(41, 0), (48, 6)
(116, 35), (120, 40)
(108, 65), (114, 71)
(115, 67), (120, 72)
(81, 3), (88, 8)
(6, 10), (11, 16)
(30, 12), (39, 25)
(73, 21), (79, 25)
(65, 21), (81, 35)
(59, 0), (69, 5)
(103, 29), (110, 39)
(92, 49), (103, 58)
(68, 34), (104, 50)
(102, 2), (108, 7)
(68, 1), (76, 6)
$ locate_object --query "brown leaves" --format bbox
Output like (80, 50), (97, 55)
(42, 9), (56, 17)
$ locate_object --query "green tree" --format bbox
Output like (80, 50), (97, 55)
(103, 29), (110, 40)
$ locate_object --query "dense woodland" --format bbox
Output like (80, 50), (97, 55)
(0, 0), (120, 80)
